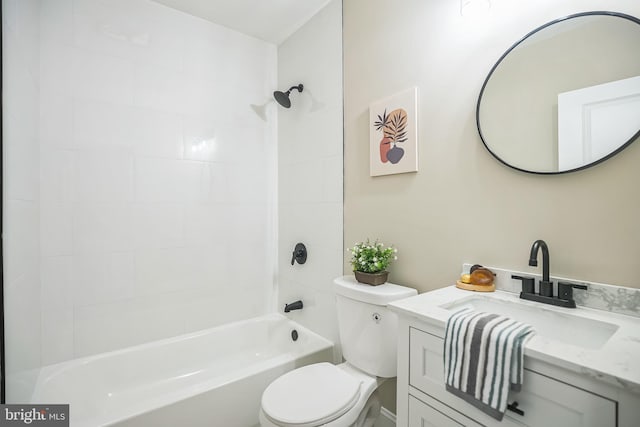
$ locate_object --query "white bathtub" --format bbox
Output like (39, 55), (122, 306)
(31, 314), (334, 427)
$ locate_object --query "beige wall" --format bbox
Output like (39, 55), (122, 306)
(344, 0), (640, 293)
(344, 0), (640, 413)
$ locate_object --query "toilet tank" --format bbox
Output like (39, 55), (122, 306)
(334, 276), (417, 378)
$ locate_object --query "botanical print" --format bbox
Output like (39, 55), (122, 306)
(374, 108), (408, 164)
(369, 88), (418, 176)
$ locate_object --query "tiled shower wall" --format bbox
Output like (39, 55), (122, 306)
(3, 0), (42, 402)
(36, 0), (277, 364)
(277, 0), (343, 361)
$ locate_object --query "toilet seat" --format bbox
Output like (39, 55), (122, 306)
(261, 363), (362, 427)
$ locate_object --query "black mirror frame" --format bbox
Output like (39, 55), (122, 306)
(476, 11), (640, 175)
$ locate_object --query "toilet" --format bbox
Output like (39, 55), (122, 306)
(259, 276), (417, 427)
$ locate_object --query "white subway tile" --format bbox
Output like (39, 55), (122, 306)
(73, 0), (184, 71)
(181, 76), (224, 117)
(227, 163), (270, 204)
(184, 245), (231, 291)
(73, 151), (133, 202)
(205, 163), (230, 203)
(41, 256), (74, 309)
(41, 308), (74, 366)
(131, 107), (184, 159)
(183, 118), (267, 165)
(134, 158), (210, 203)
(184, 205), (228, 246)
(180, 20), (233, 82)
(3, 58), (39, 200)
(134, 247), (192, 295)
(39, 42), (74, 97)
(132, 203), (184, 249)
(39, 91), (74, 150)
(40, 149), (74, 202)
(3, 122), (39, 201)
(4, 271), (42, 373)
(279, 161), (323, 204)
(4, 200), (39, 284)
(72, 252), (135, 306)
(73, 99), (136, 152)
(226, 205), (271, 289)
(182, 289), (261, 334)
(40, 0), (73, 46)
(41, 202), (73, 257)
(182, 116), (219, 162)
(133, 64), (185, 114)
(72, 48), (134, 105)
(73, 203), (133, 252)
(74, 302), (135, 357)
(322, 155), (343, 203)
(3, 0), (39, 77)
(127, 301), (185, 344)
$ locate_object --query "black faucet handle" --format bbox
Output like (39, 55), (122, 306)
(512, 275), (535, 294)
(557, 282), (588, 301)
(291, 243), (307, 265)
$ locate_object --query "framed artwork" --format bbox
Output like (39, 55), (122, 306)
(369, 87), (418, 176)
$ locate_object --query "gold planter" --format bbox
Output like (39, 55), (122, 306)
(354, 270), (389, 286)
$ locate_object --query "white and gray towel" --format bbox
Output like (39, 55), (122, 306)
(443, 309), (535, 421)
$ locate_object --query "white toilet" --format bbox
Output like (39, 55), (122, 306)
(259, 276), (417, 427)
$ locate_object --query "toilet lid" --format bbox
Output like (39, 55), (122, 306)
(262, 363), (361, 426)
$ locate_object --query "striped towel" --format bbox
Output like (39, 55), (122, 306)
(443, 309), (535, 421)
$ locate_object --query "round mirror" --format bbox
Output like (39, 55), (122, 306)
(477, 12), (640, 174)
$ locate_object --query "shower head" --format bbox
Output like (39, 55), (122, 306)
(273, 84), (304, 108)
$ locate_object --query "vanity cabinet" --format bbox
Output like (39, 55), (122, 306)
(407, 327), (615, 427)
(395, 317), (640, 427)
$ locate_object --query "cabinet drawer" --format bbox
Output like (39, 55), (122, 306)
(409, 394), (483, 427)
(409, 327), (616, 427)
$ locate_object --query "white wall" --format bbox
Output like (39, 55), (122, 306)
(36, 0), (277, 364)
(277, 0), (343, 360)
(2, 0), (42, 402)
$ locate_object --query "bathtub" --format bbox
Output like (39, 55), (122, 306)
(31, 314), (334, 427)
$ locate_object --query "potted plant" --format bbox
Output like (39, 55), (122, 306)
(348, 240), (398, 285)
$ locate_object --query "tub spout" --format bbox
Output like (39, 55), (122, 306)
(284, 300), (303, 313)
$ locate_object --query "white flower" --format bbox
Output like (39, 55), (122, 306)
(394, 256), (398, 260)
(394, 248), (398, 253)
(373, 257), (378, 262)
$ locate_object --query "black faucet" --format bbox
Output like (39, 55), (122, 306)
(529, 239), (552, 297)
(284, 300), (303, 313)
(512, 239), (587, 308)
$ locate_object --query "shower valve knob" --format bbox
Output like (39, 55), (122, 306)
(291, 243), (307, 265)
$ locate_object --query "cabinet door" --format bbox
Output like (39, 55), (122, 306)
(409, 327), (616, 427)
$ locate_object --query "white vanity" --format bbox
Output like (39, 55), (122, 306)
(388, 272), (640, 427)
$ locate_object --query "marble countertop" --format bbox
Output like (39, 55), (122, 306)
(389, 286), (640, 394)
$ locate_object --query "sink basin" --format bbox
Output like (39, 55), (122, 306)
(440, 296), (619, 350)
